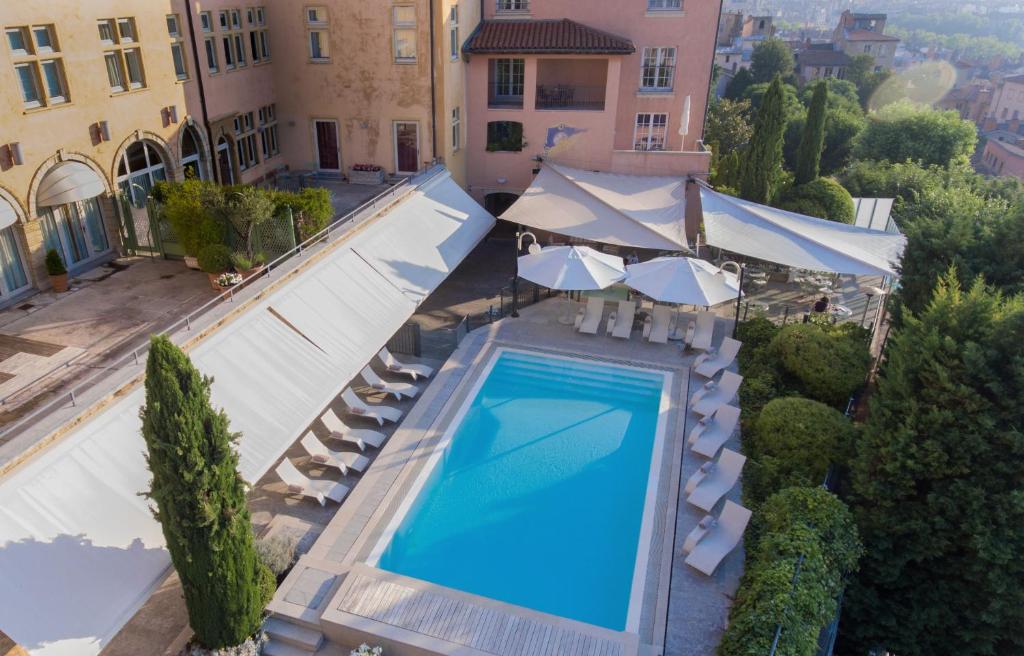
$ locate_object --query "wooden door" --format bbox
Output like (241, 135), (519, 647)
(394, 122), (419, 174)
(315, 120), (340, 170)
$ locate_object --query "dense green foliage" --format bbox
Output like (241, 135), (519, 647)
(795, 82), (827, 185)
(723, 67), (754, 101)
(735, 317), (783, 421)
(777, 177), (855, 224)
(889, 25), (1023, 60)
(853, 101), (978, 168)
(159, 179), (225, 257)
(738, 77), (787, 204)
(841, 274), (1024, 655)
(272, 187), (334, 241)
(705, 98), (753, 154)
(844, 55), (892, 110)
(140, 336), (274, 648)
(44, 248), (66, 276)
(197, 243), (232, 274)
(719, 488), (862, 656)
(745, 397), (856, 505)
(769, 323), (870, 408)
(739, 81), (803, 116)
(750, 38), (796, 84)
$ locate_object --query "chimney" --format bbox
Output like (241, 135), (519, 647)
(1010, 118), (1021, 134)
(983, 116), (998, 132)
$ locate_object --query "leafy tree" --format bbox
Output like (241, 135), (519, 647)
(159, 179), (225, 257)
(854, 101), (977, 168)
(777, 177), (856, 224)
(723, 67), (754, 101)
(738, 76), (787, 204)
(740, 81), (803, 117)
(769, 322), (870, 407)
(750, 38), (796, 84)
(798, 78), (861, 114)
(785, 108), (866, 176)
(841, 273), (1024, 656)
(795, 82), (828, 185)
(704, 98), (753, 154)
(845, 54), (892, 109)
(140, 336), (274, 648)
(711, 149), (742, 190)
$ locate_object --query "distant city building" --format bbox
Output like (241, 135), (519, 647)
(795, 44), (852, 82)
(832, 10), (899, 71)
(939, 83), (994, 123)
(987, 74), (1024, 123)
(714, 14), (774, 75)
(980, 138), (1024, 180)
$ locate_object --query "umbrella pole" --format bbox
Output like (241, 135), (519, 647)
(511, 226), (521, 318)
(732, 265), (745, 338)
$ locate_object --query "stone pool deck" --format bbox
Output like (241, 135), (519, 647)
(265, 297), (743, 656)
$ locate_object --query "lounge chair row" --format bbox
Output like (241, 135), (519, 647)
(573, 298), (727, 353)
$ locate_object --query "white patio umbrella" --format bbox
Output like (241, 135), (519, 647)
(625, 256), (740, 307)
(517, 245), (626, 322)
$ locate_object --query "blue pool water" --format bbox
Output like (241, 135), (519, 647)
(375, 350), (665, 630)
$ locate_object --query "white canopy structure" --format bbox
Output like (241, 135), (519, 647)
(517, 245), (626, 291)
(501, 163), (690, 251)
(0, 169), (494, 656)
(699, 186), (906, 277)
(36, 162), (106, 207)
(625, 256), (740, 306)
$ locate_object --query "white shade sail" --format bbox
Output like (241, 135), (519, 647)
(699, 186), (906, 277)
(36, 162), (106, 207)
(517, 245), (626, 291)
(0, 198), (19, 230)
(625, 256), (740, 306)
(0, 169), (493, 656)
(501, 163), (690, 251)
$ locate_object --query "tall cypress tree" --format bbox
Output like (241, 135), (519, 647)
(140, 335), (273, 648)
(738, 76), (787, 204)
(795, 81), (828, 185)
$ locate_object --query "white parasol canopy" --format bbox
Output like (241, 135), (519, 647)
(626, 256), (740, 306)
(517, 245), (626, 291)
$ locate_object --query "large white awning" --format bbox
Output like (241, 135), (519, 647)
(0, 198), (19, 230)
(0, 169), (494, 656)
(700, 186), (906, 277)
(36, 162), (106, 207)
(501, 163), (690, 251)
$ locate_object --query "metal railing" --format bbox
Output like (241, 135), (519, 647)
(0, 175), (415, 440)
(535, 84), (606, 111)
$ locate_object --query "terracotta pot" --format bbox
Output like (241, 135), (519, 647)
(207, 273), (222, 291)
(241, 264), (265, 278)
(49, 273), (69, 293)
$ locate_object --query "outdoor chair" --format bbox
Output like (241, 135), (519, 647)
(685, 448), (746, 512)
(377, 347), (434, 381)
(300, 433), (370, 476)
(275, 458), (349, 506)
(575, 296), (605, 334)
(683, 500), (752, 576)
(321, 408), (386, 451)
(690, 370), (743, 417)
(606, 300), (636, 339)
(360, 366), (418, 400)
(689, 404), (740, 458)
(693, 337), (742, 378)
(687, 311), (716, 351)
(644, 305), (675, 344)
(340, 388), (403, 426)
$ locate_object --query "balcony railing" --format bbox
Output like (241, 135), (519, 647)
(535, 84), (606, 111)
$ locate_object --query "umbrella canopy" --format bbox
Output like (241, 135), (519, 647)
(625, 256), (740, 306)
(517, 245), (626, 291)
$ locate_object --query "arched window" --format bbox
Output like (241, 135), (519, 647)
(181, 126), (207, 180)
(116, 141), (167, 208)
(0, 199), (29, 300)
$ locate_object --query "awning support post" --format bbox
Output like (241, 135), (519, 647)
(732, 265), (745, 338)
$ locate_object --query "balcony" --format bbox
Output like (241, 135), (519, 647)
(535, 58), (607, 111)
(535, 84), (605, 111)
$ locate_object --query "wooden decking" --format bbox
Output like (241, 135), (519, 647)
(332, 567), (634, 656)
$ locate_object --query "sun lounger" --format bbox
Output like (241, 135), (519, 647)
(690, 370), (743, 417)
(687, 311), (716, 351)
(606, 300), (636, 339)
(694, 337), (742, 378)
(300, 433), (370, 476)
(575, 296), (605, 334)
(683, 500), (752, 576)
(643, 305), (675, 344)
(341, 388), (403, 426)
(685, 448), (746, 512)
(275, 458), (349, 506)
(689, 404), (741, 458)
(377, 347), (434, 381)
(360, 366), (418, 400)
(321, 408), (387, 451)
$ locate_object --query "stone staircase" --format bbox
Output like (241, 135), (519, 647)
(262, 616), (325, 656)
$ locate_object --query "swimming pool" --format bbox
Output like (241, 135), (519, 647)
(370, 349), (670, 631)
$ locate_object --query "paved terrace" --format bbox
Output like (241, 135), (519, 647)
(266, 297), (743, 656)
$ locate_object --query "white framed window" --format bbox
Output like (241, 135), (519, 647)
(204, 37), (219, 73)
(14, 63), (42, 108)
(166, 15), (180, 37)
(100, 17), (145, 91)
(647, 0), (682, 9)
(306, 7), (329, 61)
(230, 9), (242, 29)
(451, 106), (461, 151)
(222, 35), (236, 69)
(32, 25), (55, 53)
(6, 27), (31, 56)
(8, 24), (68, 108)
(259, 103), (279, 159)
(307, 6), (327, 25)
(117, 18), (136, 43)
(392, 6), (417, 63)
(640, 47), (676, 90)
(218, 10), (230, 30)
(492, 58), (525, 97)
(124, 48), (145, 88)
(234, 32), (246, 66)
(200, 11), (213, 32)
(308, 30), (327, 59)
(167, 14), (188, 80)
(497, 0), (528, 12)
(634, 112), (668, 151)
(449, 6), (459, 60)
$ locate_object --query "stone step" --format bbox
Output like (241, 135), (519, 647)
(263, 638), (315, 656)
(263, 616), (323, 651)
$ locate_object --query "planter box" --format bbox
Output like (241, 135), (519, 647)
(349, 168), (385, 185)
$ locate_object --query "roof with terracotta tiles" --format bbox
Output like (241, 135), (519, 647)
(843, 29), (900, 42)
(463, 19), (635, 55)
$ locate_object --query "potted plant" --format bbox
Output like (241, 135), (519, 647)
(197, 244), (232, 290)
(231, 251), (267, 278)
(349, 163), (385, 185)
(45, 248), (68, 293)
(216, 272), (243, 291)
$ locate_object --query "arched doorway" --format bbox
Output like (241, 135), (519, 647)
(0, 197), (30, 303)
(116, 140), (168, 208)
(216, 136), (235, 184)
(484, 192), (520, 218)
(181, 126), (207, 180)
(37, 160), (111, 272)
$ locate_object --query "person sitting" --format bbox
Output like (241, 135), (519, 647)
(813, 296), (830, 313)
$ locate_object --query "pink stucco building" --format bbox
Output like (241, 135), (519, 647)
(461, 0), (717, 216)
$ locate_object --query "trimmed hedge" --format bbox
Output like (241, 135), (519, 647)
(769, 323), (870, 408)
(777, 177), (856, 224)
(745, 397), (856, 505)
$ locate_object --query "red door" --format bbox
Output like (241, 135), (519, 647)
(315, 120), (340, 170)
(395, 122), (419, 174)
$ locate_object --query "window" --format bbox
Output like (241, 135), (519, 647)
(200, 11), (213, 32)
(647, 0), (682, 9)
(216, 7), (246, 70)
(166, 15), (180, 37)
(116, 141), (167, 207)
(248, 8), (270, 63)
(259, 103), (279, 159)
(222, 35), (236, 69)
(493, 58), (524, 97)
(393, 6), (417, 63)
(449, 6), (459, 60)
(306, 8), (329, 60)
(486, 121), (524, 152)
(234, 111), (259, 171)
(864, 44), (872, 53)
(641, 47), (676, 90)
(7, 25), (68, 108)
(0, 225), (30, 298)
(234, 32), (246, 66)
(307, 7), (327, 25)
(309, 30), (327, 59)
(824, 66), (834, 77)
(167, 14), (188, 80)
(219, 10), (230, 30)
(181, 126), (207, 179)
(451, 106), (461, 151)
(41, 198), (109, 268)
(100, 17), (146, 91)
(634, 113), (668, 150)
(497, 0), (529, 12)
(204, 37), (219, 73)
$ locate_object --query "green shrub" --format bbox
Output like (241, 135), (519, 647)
(737, 370), (781, 425)
(737, 317), (779, 354)
(44, 248), (66, 276)
(274, 187), (333, 241)
(777, 177), (855, 224)
(769, 323), (870, 407)
(198, 244), (232, 274)
(745, 397), (856, 504)
(255, 534), (298, 578)
(162, 179), (225, 257)
(758, 487), (862, 574)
